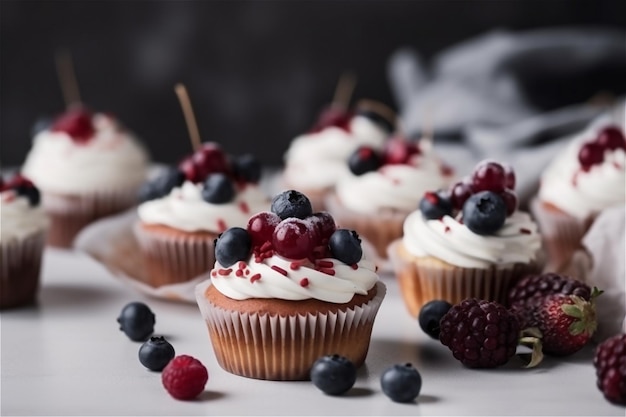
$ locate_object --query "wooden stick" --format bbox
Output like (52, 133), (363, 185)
(55, 49), (81, 108)
(174, 83), (202, 152)
(332, 71), (357, 109)
(420, 106), (435, 148)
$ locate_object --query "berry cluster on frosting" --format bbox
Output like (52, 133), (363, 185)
(308, 103), (395, 135)
(577, 125), (625, 172)
(419, 160), (518, 235)
(213, 190), (365, 282)
(139, 142), (261, 203)
(0, 174), (41, 206)
(48, 107), (96, 143)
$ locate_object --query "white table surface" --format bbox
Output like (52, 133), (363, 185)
(1, 247), (623, 416)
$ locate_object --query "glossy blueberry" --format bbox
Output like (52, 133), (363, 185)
(462, 191), (507, 235)
(328, 229), (362, 265)
(202, 173), (235, 204)
(117, 302), (155, 342)
(138, 167), (186, 202)
(232, 154), (261, 183)
(380, 363), (422, 403)
(30, 116), (53, 138)
(348, 146), (382, 176)
(418, 300), (452, 339)
(419, 191), (453, 220)
(15, 184), (41, 206)
(270, 190), (312, 220)
(310, 354), (357, 396)
(138, 336), (175, 372)
(215, 227), (252, 267)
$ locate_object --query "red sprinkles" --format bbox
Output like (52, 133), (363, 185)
(271, 265), (288, 276)
(217, 268), (232, 276)
(217, 218), (227, 232)
(235, 269), (244, 277)
(519, 228), (532, 234)
(289, 262), (301, 270)
(300, 278), (309, 287)
(250, 273), (261, 283)
(238, 201), (250, 214)
(318, 267), (335, 276)
(350, 263), (358, 270)
(316, 260), (334, 268)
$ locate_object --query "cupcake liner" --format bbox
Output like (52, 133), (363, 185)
(388, 240), (540, 317)
(195, 280), (386, 380)
(0, 230), (46, 309)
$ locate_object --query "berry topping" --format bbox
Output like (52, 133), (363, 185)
(5, 174), (40, 206)
(202, 173), (235, 204)
(419, 191), (453, 220)
(596, 126), (626, 151)
(348, 146), (382, 176)
(328, 229), (362, 265)
(310, 354), (357, 396)
(472, 160), (507, 193)
(578, 142), (605, 169)
(271, 190), (313, 220)
(31, 116), (53, 138)
(380, 363), (422, 403)
(246, 211), (281, 248)
(138, 167), (186, 202)
(383, 137), (421, 165)
(215, 227), (252, 267)
(192, 142), (230, 178)
(51, 108), (95, 143)
(310, 106), (353, 133)
(439, 299), (520, 368)
(138, 336), (175, 372)
(418, 300), (452, 339)
(116, 302), (156, 342)
(309, 211), (337, 243)
(462, 191), (507, 235)
(232, 153), (261, 184)
(161, 355), (208, 400)
(594, 333), (626, 405)
(499, 188), (518, 216)
(502, 163), (516, 189)
(272, 218), (315, 260)
(449, 179), (474, 211)
(178, 157), (203, 183)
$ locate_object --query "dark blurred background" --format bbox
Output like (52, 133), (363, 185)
(1, 0), (625, 167)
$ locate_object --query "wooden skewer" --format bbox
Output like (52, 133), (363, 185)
(420, 106), (435, 148)
(174, 83), (202, 152)
(55, 48), (82, 108)
(332, 71), (357, 110)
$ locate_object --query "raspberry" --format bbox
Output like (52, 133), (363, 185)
(161, 355), (208, 400)
(594, 334), (626, 405)
(439, 298), (520, 368)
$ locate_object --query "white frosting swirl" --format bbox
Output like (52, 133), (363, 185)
(0, 193), (48, 243)
(210, 255), (378, 303)
(137, 181), (269, 233)
(538, 121), (626, 220)
(22, 114), (149, 194)
(402, 210), (541, 269)
(283, 115), (388, 189)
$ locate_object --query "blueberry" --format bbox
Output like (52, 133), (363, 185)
(15, 184), (40, 206)
(270, 190), (312, 220)
(31, 116), (53, 138)
(232, 154), (261, 183)
(380, 363), (422, 403)
(419, 191), (453, 220)
(215, 227), (252, 267)
(310, 354), (357, 396)
(202, 173), (235, 204)
(462, 191), (507, 235)
(138, 167), (186, 202)
(329, 229), (362, 265)
(418, 300), (452, 339)
(117, 302), (155, 342)
(138, 336), (175, 371)
(348, 146), (382, 176)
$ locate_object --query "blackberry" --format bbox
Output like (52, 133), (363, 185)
(594, 333), (626, 405)
(439, 298), (519, 368)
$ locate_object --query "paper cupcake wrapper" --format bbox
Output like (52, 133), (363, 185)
(195, 280), (386, 381)
(74, 210), (205, 303)
(0, 230), (46, 309)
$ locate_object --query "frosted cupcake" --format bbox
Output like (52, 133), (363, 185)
(531, 122), (625, 272)
(388, 160), (542, 317)
(325, 136), (454, 259)
(195, 190), (386, 380)
(0, 175), (48, 309)
(21, 107), (149, 248)
(135, 143), (269, 288)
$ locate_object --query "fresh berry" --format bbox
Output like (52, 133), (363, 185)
(192, 142), (230, 179)
(309, 212), (337, 244)
(502, 163), (516, 189)
(178, 157), (202, 183)
(202, 173), (235, 204)
(348, 146), (382, 176)
(232, 153), (261, 183)
(7, 175), (40, 206)
(578, 142), (604, 169)
(596, 126), (626, 151)
(272, 218), (315, 259)
(328, 229), (362, 265)
(161, 355), (208, 400)
(51, 108), (95, 143)
(138, 167), (186, 202)
(439, 298), (520, 368)
(380, 363), (422, 403)
(418, 300), (452, 339)
(449, 179), (474, 210)
(246, 211), (281, 247)
(31, 116), (53, 137)
(499, 188), (518, 216)
(215, 227), (252, 267)
(310, 106), (353, 133)
(356, 107), (395, 133)
(472, 160), (507, 193)
(419, 191), (453, 220)
(594, 333), (626, 405)
(271, 190), (313, 220)
(383, 137), (421, 165)
(462, 191), (507, 235)
(117, 302), (156, 342)
(138, 336), (175, 372)
(310, 354), (357, 396)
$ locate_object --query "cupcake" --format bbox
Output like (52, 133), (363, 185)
(325, 135), (454, 259)
(21, 107), (150, 248)
(0, 175), (48, 309)
(135, 143), (269, 288)
(195, 190), (386, 380)
(281, 101), (394, 210)
(388, 160), (542, 318)
(531, 122), (625, 272)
